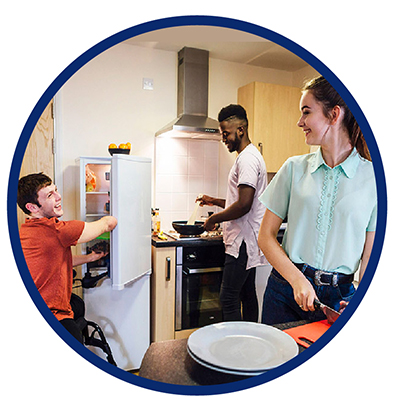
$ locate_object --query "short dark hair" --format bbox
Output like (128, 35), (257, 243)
(17, 172), (52, 215)
(218, 104), (248, 126)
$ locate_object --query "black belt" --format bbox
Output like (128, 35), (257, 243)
(294, 263), (354, 287)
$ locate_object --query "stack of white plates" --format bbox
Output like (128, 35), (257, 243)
(187, 321), (299, 376)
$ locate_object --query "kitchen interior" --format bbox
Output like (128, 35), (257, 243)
(22, 25), (326, 383)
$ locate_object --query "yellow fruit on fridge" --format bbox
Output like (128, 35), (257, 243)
(108, 143), (117, 149)
(126, 142), (131, 149)
(119, 143), (127, 149)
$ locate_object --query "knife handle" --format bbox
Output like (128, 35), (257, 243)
(314, 299), (322, 310)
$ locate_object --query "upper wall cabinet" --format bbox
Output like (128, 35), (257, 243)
(238, 82), (310, 173)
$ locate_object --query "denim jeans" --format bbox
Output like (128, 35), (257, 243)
(261, 267), (356, 325)
(220, 241), (258, 322)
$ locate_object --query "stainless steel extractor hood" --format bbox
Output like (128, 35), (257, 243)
(155, 47), (221, 140)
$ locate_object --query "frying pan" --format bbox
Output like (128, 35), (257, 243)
(172, 221), (205, 236)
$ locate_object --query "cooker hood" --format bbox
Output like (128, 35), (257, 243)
(155, 47), (221, 140)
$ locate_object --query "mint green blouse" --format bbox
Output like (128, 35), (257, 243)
(259, 148), (377, 275)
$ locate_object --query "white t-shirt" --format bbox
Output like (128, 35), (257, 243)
(223, 143), (270, 269)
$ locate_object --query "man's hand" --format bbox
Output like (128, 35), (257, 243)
(87, 250), (108, 263)
(78, 216), (118, 244)
(196, 194), (215, 206)
(196, 194), (226, 209)
(204, 214), (218, 231)
(72, 251), (109, 267)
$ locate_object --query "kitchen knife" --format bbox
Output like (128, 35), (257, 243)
(314, 299), (341, 324)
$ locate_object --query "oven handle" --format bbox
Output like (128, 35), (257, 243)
(185, 266), (223, 274)
(176, 264), (182, 331)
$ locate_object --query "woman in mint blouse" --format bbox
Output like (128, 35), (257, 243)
(258, 76), (376, 324)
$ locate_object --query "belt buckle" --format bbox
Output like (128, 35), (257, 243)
(314, 270), (330, 286)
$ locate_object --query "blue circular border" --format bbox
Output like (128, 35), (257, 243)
(7, 15), (387, 396)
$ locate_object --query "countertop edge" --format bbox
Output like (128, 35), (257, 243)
(152, 236), (224, 248)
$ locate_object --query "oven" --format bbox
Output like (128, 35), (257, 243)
(175, 242), (225, 331)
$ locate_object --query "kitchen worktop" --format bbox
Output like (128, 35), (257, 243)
(152, 222), (286, 248)
(151, 233), (224, 248)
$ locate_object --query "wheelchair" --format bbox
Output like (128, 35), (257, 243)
(75, 315), (117, 366)
(71, 268), (117, 366)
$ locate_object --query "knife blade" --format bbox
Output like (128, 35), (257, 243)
(314, 299), (341, 324)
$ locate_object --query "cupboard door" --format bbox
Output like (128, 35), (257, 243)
(151, 247), (176, 342)
(238, 82), (310, 173)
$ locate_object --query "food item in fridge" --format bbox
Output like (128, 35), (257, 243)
(85, 165), (97, 192)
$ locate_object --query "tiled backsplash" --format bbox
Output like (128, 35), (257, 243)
(155, 137), (220, 232)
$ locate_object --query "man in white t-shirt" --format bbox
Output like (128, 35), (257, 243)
(197, 104), (269, 322)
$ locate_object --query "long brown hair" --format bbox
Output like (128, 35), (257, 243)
(303, 76), (371, 161)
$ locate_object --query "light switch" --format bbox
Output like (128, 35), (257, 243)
(142, 78), (154, 90)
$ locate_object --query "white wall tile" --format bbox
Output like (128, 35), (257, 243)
(155, 192), (172, 214)
(156, 174), (173, 193)
(170, 193), (188, 212)
(171, 175), (189, 193)
(188, 175), (204, 194)
(169, 156), (188, 174)
(204, 179), (218, 197)
(155, 137), (222, 232)
(189, 140), (204, 157)
(188, 157), (204, 175)
(204, 140), (220, 157)
(204, 157), (218, 179)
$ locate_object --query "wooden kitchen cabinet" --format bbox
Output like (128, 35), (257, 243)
(238, 81), (310, 172)
(151, 246), (176, 342)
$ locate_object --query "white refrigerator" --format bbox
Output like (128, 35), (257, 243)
(77, 155), (151, 370)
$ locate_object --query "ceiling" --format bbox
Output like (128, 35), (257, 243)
(123, 26), (309, 72)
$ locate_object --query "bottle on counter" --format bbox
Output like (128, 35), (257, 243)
(152, 208), (161, 236)
(151, 208), (155, 235)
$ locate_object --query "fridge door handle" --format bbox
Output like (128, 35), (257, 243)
(166, 257), (171, 281)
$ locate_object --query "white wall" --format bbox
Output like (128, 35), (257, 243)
(56, 42), (316, 223)
(57, 44), (177, 220)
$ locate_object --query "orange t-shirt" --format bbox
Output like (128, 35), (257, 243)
(20, 217), (85, 321)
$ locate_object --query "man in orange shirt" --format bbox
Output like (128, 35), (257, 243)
(17, 172), (117, 343)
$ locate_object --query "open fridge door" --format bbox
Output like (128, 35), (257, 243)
(110, 154), (152, 290)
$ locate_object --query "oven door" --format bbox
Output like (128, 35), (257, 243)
(180, 265), (223, 331)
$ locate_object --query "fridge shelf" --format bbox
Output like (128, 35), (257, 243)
(86, 213), (109, 217)
(86, 191), (109, 195)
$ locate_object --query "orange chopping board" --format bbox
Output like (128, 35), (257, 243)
(284, 320), (330, 348)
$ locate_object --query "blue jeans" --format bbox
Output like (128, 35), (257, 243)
(220, 241), (258, 322)
(261, 268), (356, 325)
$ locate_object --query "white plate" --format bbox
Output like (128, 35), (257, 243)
(187, 346), (264, 376)
(187, 321), (298, 372)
